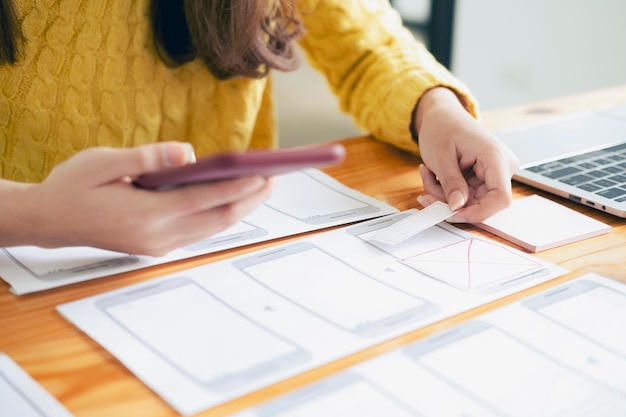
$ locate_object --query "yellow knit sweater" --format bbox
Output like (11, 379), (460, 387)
(0, 0), (476, 183)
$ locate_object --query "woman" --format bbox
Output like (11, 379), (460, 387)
(0, 0), (517, 255)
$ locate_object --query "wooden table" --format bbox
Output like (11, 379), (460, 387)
(2, 85), (626, 417)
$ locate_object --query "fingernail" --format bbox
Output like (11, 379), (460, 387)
(446, 214), (466, 223)
(416, 195), (428, 207)
(183, 143), (196, 164)
(162, 143), (196, 167)
(448, 190), (466, 211)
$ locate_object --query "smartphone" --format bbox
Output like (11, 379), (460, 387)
(133, 144), (346, 190)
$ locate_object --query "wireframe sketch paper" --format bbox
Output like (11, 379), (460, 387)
(0, 169), (397, 295)
(358, 211), (548, 293)
(477, 194), (611, 252)
(0, 353), (74, 417)
(234, 273), (626, 417)
(57, 211), (566, 416)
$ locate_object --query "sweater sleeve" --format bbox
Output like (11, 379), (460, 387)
(295, 0), (478, 154)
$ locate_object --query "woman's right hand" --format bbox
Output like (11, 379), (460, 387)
(0, 142), (272, 256)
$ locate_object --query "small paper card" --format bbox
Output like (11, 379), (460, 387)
(370, 201), (459, 245)
(477, 195), (611, 252)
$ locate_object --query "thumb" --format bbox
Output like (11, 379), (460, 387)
(433, 164), (469, 211)
(68, 142), (196, 186)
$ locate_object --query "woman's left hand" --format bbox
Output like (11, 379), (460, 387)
(414, 87), (519, 223)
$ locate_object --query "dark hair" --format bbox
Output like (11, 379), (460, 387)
(0, 0), (24, 63)
(1, 0), (303, 79)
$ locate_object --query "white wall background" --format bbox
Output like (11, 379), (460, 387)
(392, 0), (431, 23)
(276, 1), (626, 147)
(451, 0), (626, 110)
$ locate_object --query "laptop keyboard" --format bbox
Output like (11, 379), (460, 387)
(527, 142), (626, 202)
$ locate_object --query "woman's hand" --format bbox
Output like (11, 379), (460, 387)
(0, 142), (272, 256)
(414, 87), (519, 223)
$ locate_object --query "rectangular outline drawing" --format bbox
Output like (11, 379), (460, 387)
(402, 320), (626, 416)
(256, 372), (420, 417)
(95, 277), (310, 392)
(232, 241), (441, 337)
(522, 279), (626, 359)
(262, 170), (380, 225)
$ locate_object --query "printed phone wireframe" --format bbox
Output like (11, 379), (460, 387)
(402, 320), (626, 417)
(263, 170), (380, 225)
(182, 221), (268, 252)
(1, 247), (139, 281)
(256, 373), (421, 417)
(95, 277), (309, 392)
(347, 213), (548, 294)
(232, 241), (440, 337)
(522, 279), (626, 358)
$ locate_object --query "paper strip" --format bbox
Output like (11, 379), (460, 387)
(370, 202), (458, 245)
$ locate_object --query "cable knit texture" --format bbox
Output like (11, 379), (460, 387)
(1, 0), (476, 183)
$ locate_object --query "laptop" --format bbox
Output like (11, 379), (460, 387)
(494, 104), (626, 218)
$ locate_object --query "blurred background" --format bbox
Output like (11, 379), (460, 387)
(276, 0), (626, 148)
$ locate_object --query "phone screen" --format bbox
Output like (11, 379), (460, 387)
(234, 242), (435, 336)
(97, 278), (306, 390)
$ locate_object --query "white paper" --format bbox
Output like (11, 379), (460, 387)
(0, 169), (397, 295)
(363, 211), (547, 292)
(0, 353), (74, 417)
(58, 212), (565, 415)
(235, 273), (626, 417)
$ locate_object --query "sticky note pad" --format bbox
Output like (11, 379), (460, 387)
(477, 195), (611, 252)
